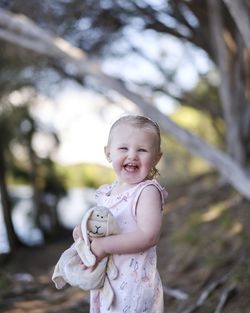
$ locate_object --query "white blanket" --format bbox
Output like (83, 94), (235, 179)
(52, 206), (119, 309)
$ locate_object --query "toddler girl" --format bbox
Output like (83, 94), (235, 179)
(75, 114), (167, 313)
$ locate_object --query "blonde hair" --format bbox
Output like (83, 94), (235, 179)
(107, 114), (162, 179)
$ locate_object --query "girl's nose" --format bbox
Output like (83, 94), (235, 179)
(128, 150), (138, 160)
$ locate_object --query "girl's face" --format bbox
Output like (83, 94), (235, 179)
(105, 124), (162, 186)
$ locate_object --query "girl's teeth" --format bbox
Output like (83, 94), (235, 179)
(124, 164), (138, 172)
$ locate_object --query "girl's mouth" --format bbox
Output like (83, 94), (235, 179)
(124, 163), (139, 172)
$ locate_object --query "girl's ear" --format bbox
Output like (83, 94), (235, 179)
(104, 146), (111, 162)
(154, 151), (162, 166)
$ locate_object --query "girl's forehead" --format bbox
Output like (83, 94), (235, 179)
(114, 124), (154, 137)
(110, 125), (158, 145)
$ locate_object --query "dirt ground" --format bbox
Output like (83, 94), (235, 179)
(1, 174), (250, 313)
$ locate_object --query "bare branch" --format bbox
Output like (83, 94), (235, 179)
(1, 8), (250, 199)
(214, 283), (237, 313)
(163, 284), (189, 300)
(181, 274), (229, 313)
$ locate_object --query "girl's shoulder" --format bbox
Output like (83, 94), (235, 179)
(137, 179), (168, 206)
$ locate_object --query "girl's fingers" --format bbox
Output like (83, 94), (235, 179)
(80, 260), (88, 270)
(89, 263), (98, 272)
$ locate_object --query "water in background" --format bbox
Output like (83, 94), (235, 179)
(0, 186), (96, 253)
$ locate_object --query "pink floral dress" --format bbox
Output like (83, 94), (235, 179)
(90, 179), (168, 313)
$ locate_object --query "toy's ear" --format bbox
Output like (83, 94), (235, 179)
(106, 213), (119, 235)
(75, 239), (96, 267)
(80, 208), (94, 246)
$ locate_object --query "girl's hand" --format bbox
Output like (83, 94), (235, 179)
(80, 260), (88, 270)
(90, 237), (108, 263)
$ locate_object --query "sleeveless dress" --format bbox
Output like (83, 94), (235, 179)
(90, 179), (168, 313)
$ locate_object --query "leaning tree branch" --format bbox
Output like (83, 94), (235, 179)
(1, 8), (250, 200)
(222, 0), (250, 49)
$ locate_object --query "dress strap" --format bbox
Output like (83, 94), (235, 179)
(131, 179), (168, 217)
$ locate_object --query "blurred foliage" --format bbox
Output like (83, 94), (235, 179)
(172, 105), (223, 147)
(160, 137), (211, 185)
(0, 0), (243, 190)
(0, 271), (12, 295)
(0, 62), (67, 245)
(7, 157), (114, 191)
(158, 102), (224, 184)
(0, 0), (249, 254)
(57, 163), (115, 189)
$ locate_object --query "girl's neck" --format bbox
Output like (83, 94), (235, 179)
(111, 179), (147, 195)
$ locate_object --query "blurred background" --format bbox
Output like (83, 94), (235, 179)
(0, 1), (250, 312)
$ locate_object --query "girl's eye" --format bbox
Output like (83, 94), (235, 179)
(138, 148), (147, 152)
(119, 147), (127, 150)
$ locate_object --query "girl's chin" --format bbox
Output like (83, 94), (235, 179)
(120, 172), (147, 184)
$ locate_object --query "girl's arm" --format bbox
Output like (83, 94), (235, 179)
(90, 185), (163, 262)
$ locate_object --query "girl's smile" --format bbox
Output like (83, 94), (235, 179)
(123, 162), (139, 172)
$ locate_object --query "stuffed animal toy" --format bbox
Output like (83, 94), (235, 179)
(52, 206), (119, 309)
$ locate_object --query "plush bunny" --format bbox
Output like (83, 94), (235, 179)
(52, 206), (119, 309)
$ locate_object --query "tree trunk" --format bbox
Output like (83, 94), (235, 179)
(233, 34), (250, 156)
(222, 0), (250, 48)
(207, 0), (246, 164)
(0, 8), (250, 200)
(0, 148), (23, 251)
